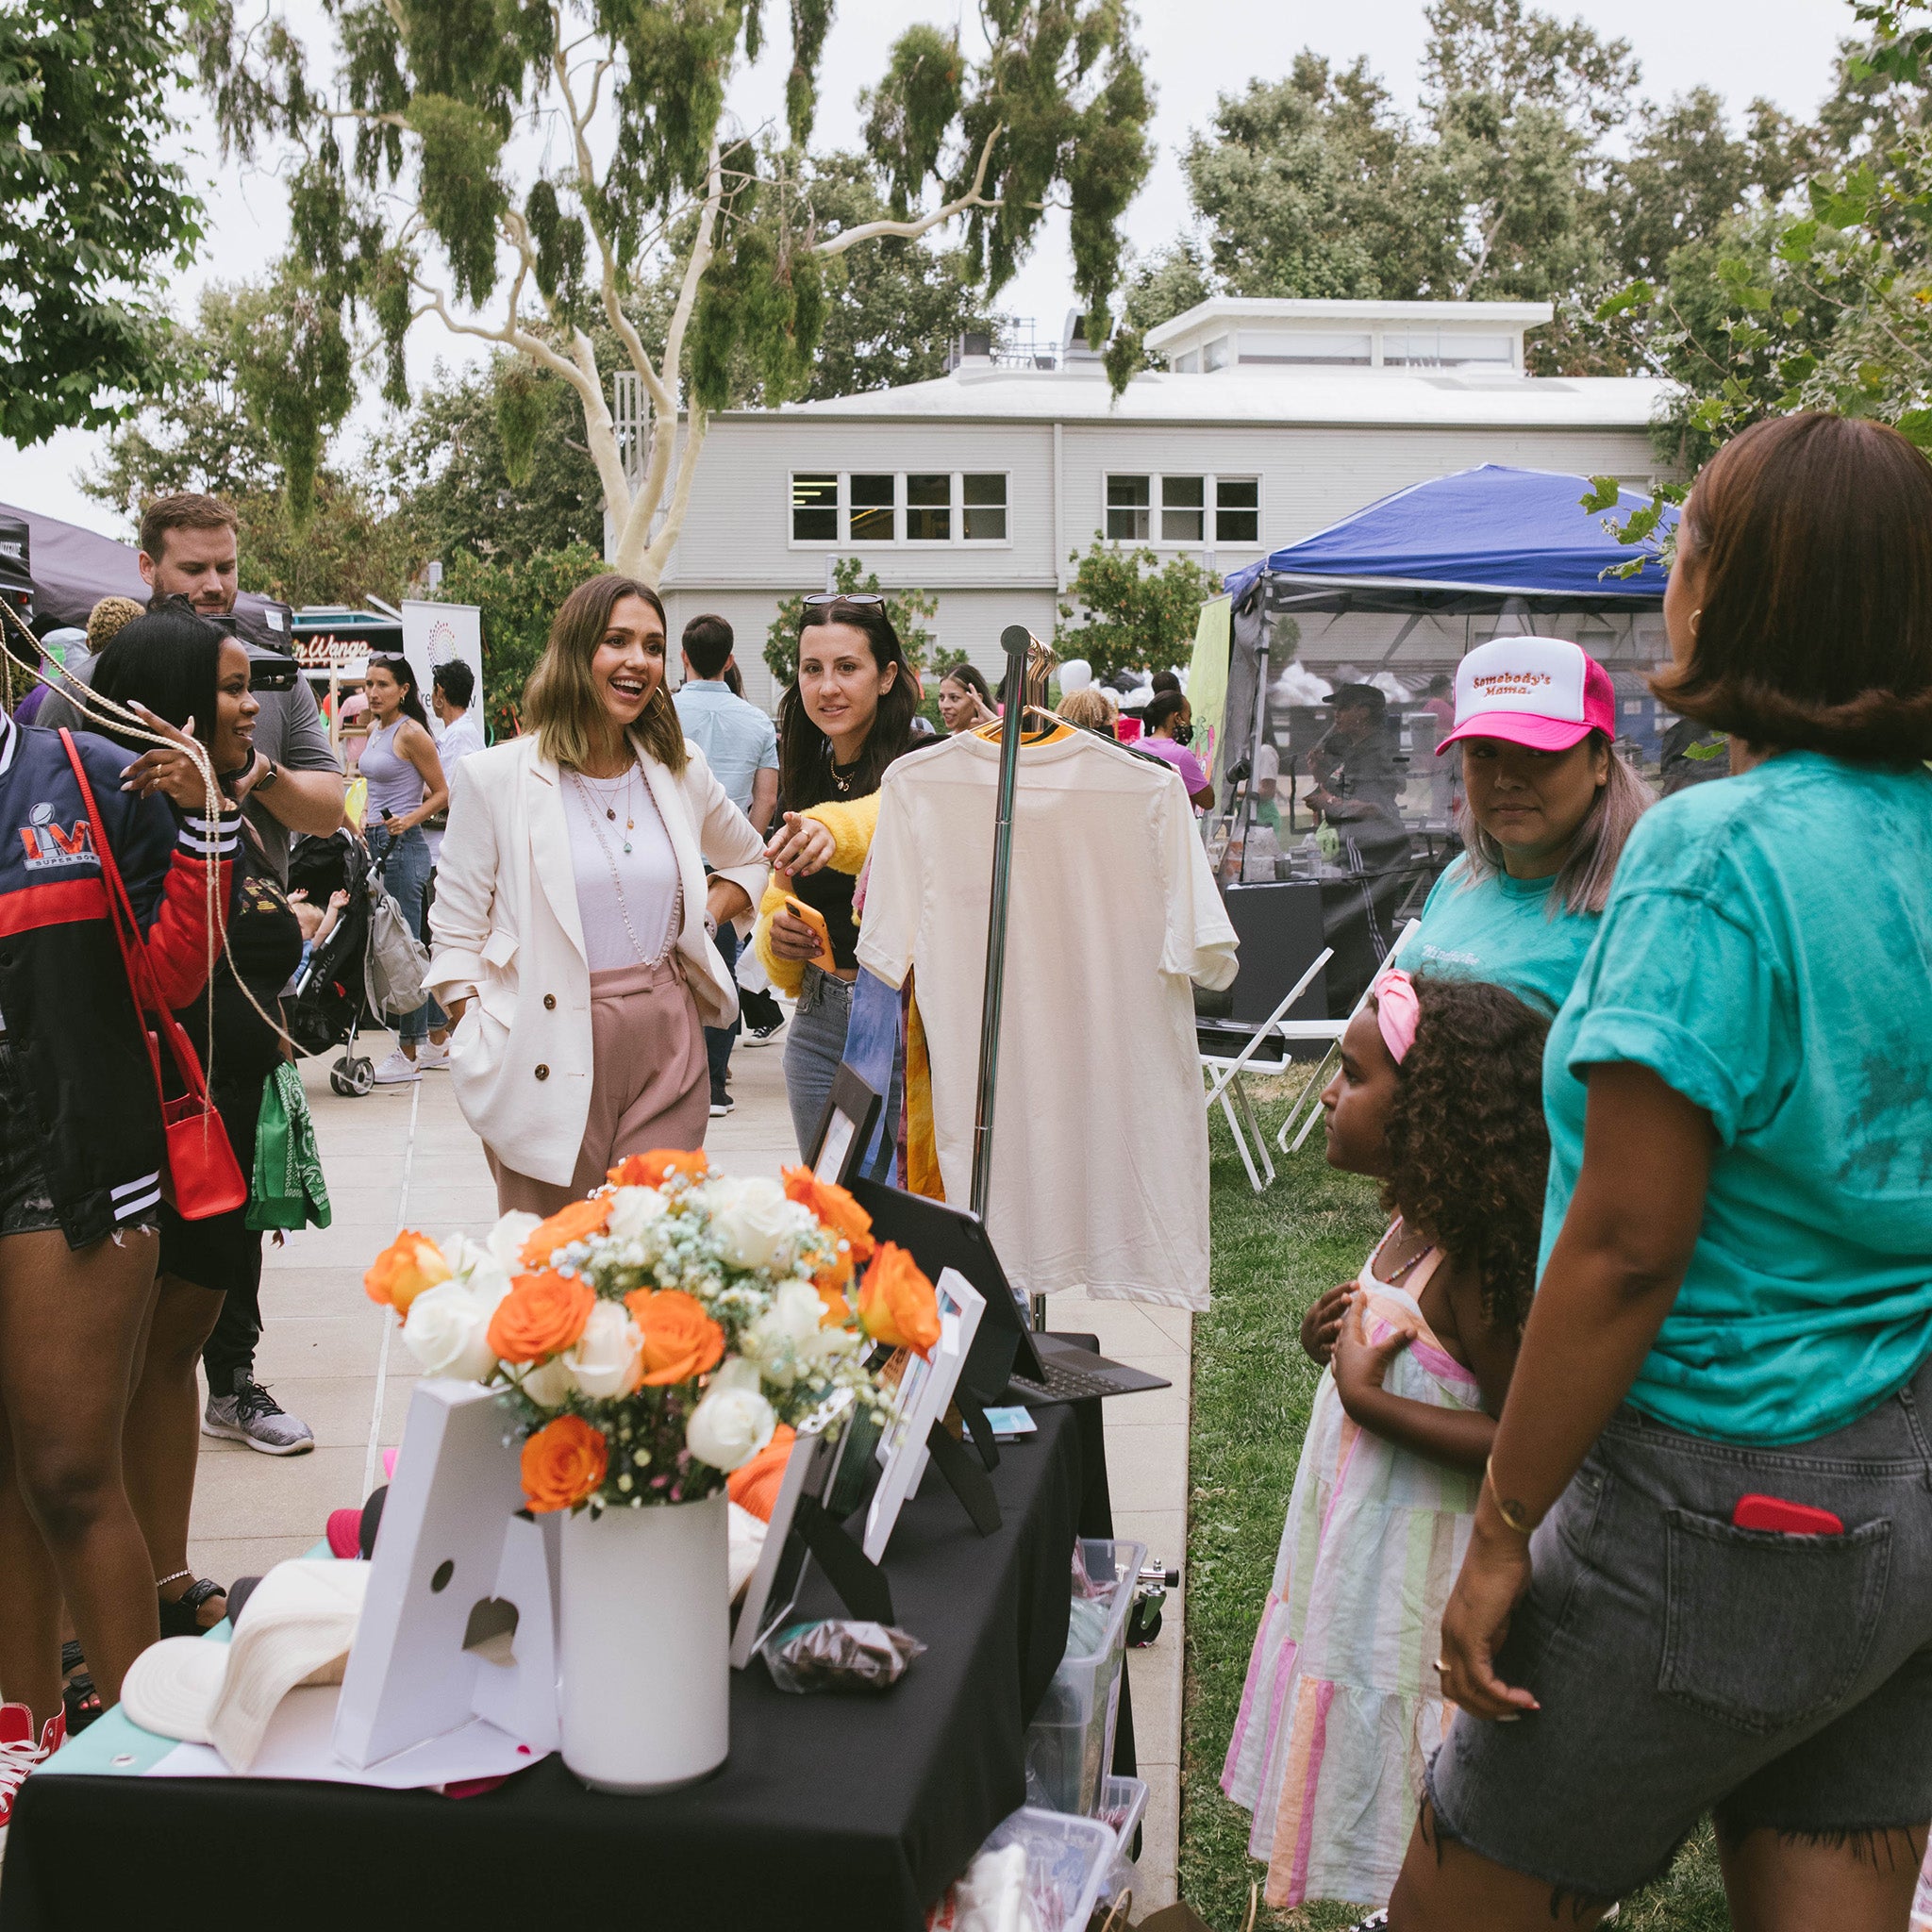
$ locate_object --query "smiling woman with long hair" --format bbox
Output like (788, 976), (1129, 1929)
(752, 595), (917, 1173)
(426, 575), (767, 1213)
(92, 609), (313, 1652)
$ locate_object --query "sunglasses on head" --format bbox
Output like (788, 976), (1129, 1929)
(802, 592), (886, 608)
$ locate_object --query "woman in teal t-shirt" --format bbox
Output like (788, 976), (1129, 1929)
(1409, 635), (1652, 1013)
(1396, 414), (1932, 1930)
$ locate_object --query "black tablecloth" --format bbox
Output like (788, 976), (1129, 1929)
(1, 1404), (1119, 1932)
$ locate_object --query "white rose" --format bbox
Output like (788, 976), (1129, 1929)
(442, 1235), (513, 1307)
(564, 1298), (643, 1399)
(796, 1322), (862, 1374)
(487, 1210), (542, 1276)
(685, 1357), (776, 1473)
(607, 1185), (667, 1243)
(767, 1279), (827, 1347)
(400, 1280), (498, 1383)
(707, 1175), (796, 1272)
(518, 1357), (574, 1408)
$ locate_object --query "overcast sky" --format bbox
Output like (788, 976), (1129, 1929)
(4, 0), (1852, 542)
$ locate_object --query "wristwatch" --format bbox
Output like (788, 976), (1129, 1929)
(253, 754), (281, 793)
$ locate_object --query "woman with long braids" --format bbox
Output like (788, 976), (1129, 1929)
(752, 595), (918, 1173)
(427, 575), (766, 1215)
(92, 610), (314, 1659)
(0, 610), (236, 1836)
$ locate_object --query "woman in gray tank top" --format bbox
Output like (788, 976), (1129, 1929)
(353, 654), (449, 1081)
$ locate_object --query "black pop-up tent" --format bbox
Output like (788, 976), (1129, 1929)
(1212, 465), (1678, 1012)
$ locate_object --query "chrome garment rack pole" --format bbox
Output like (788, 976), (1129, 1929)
(969, 623), (1035, 1222)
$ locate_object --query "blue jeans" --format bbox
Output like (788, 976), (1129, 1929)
(781, 967), (901, 1181)
(369, 824), (444, 1044)
(705, 924), (740, 1101)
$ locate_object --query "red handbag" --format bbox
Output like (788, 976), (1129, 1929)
(60, 731), (247, 1221)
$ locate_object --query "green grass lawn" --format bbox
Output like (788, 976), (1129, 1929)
(1178, 1074), (1732, 1932)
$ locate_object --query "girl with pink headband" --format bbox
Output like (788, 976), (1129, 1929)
(1222, 972), (1551, 1918)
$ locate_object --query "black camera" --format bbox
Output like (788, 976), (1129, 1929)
(153, 596), (300, 692)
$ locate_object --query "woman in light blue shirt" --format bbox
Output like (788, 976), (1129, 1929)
(1408, 635), (1652, 1013)
(1401, 413), (1932, 1931)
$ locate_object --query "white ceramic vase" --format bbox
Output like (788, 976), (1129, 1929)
(558, 1491), (729, 1792)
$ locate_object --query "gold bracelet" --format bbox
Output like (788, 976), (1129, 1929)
(1485, 1457), (1537, 1538)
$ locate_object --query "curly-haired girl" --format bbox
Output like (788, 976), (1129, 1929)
(1222, 969), (1550, 1918)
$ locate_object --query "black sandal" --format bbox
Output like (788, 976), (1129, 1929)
(158, 1577), (227, 1640)
(60, 1640), (102, 1735)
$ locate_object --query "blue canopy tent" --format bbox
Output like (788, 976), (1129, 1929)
(1224, 463), (1675, 614)
(1208, 466), (1680, 1018)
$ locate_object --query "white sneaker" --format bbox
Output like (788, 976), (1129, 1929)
(416, 1039), (451, 1070)
(371, 1049), (421, 1084)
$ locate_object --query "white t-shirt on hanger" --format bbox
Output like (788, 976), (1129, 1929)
(858, 729), (1237, 1312)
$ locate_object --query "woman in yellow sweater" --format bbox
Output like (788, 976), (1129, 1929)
(755, 596), (916, 1171)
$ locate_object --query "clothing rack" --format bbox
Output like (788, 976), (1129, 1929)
(970, 625), (1056, 1243)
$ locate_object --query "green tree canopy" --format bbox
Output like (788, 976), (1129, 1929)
(0, 0), (205, 444)
(1056, 538), (1218, 680)
(192, 0), (1152, 582)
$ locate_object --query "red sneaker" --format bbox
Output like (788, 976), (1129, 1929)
(0, 1700), (65, 1857)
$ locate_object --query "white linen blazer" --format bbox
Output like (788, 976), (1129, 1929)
(426, 732), (767, 1185)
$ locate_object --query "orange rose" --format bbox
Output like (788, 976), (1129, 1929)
(858, 1242), (941, 1356)
(781, 1167), (876, 1265)
(725, 1424), (796, 1523)
(364, 1231), (452, 1313)
(623, 1288), (726, 1385)
(812, 1269), (854, 1328)
(518, 1195), (614, 1269)
(520, 1414), (608, 1513)
(607, 1149), (709, 1191)
(487, 1270), (596, 1364)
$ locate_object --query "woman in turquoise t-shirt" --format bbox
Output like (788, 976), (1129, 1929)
(1409, 635), (1652, 1013)
(1395, 414), (1932, 1930)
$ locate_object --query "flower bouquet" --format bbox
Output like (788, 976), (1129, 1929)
(363, 1149), (940, 1790)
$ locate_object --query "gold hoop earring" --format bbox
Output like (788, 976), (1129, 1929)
(1689, 608), (1701, 636)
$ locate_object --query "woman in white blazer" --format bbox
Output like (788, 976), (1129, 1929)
(427, 575), (767, 1215)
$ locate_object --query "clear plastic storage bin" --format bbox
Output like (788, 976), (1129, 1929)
(977, 1807), (1118, 1932)
(1095, 1774), (1150, 1905)
(1024, 1538), (1147, 1816)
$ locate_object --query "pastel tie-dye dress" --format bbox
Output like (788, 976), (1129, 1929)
(1221, 1224), (1483, 1909)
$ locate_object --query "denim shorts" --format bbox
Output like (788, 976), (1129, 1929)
(1426, 1352), (1932, 1901)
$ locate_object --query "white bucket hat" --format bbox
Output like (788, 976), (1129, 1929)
(123, 1560), (371, 1773)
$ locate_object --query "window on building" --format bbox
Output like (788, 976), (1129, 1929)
(963, 474), (1008, 541)
(1216, 477), (1259, 544)
(906, 474), (951, 541)
(1107, 475), (1151, 541)
(1383, 331), (1515, 368)
(849, 475), (896, 541)
(791, 474), (838, 542)
(1203, 336), (1232, 373)
(1171, 350), (1200, 374)
(1161, 475), (1206, 542)
(1238, 330), (1373, 365)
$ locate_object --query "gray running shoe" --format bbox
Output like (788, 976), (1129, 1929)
(203, 1376), (315, 1456)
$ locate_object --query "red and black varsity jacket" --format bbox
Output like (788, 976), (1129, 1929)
(0, 715), (238, 1246)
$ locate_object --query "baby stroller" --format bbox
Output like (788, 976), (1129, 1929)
(285, 829), (431, 1097)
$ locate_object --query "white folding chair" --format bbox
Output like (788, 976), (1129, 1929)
(1274, 919), (1423, 1155)
(1202, 947), (1335, 1192)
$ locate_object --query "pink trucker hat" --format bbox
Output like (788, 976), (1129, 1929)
(1436, 637), (1615, 755)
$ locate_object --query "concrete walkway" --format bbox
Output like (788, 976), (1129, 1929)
(187, 1019), (1189, 1909)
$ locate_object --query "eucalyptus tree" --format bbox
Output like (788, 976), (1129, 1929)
(192, 0), (1151, 579)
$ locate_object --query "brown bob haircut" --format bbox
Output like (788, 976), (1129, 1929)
(524, 575), (688, 774)
(139, 492), (239, 562)
(1657, 412), (1932, 765)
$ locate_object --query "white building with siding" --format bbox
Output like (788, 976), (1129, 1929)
(651, 298), (1671, 708)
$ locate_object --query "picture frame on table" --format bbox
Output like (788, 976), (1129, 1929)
(729, 1390), (858, 1670)
(862, 1267), (986, 1563)
(807, 1066), (882, 1186)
